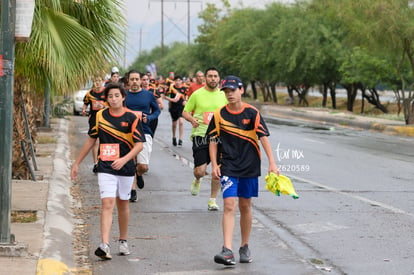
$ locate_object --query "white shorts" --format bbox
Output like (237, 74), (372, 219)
(98, 173), (134, 200)
(137, 134), (153, 165)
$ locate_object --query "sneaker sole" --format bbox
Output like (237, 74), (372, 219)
(240, 258), (253, 263)
(214, 256), (236, 266)
(208, 207), (219, 211)
(95, 248), (112, 260)
(119, 251), (131, 256)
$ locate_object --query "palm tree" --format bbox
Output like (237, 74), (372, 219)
(12, 0), (126, 179)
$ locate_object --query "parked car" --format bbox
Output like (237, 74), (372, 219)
(73, 82), (92, 115)
(73, 88), (89, 115)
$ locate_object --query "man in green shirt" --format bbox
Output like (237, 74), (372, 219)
(182, 67), (228, 211)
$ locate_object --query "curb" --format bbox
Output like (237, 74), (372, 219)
(36, 118), (76, 274)
(255, 104), (414, 137)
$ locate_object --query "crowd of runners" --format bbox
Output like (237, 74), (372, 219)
(70, 66), (280, 266)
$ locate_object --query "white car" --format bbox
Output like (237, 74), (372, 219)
(73, 88), (90, 115)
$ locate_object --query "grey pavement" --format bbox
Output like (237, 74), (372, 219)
(1, 104), (413, 275)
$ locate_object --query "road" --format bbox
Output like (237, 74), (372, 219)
(69, 104), (414, 275)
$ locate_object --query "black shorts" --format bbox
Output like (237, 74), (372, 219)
(169, 106), (184, 121)
(192, 136), (210, 167)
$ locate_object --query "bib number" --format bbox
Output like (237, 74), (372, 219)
(92, 100), (105, 110)
(100, 144), (120, 161)
(203, 112), (214, 125)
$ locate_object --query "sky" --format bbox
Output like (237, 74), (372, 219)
(122, 0), (294, 67)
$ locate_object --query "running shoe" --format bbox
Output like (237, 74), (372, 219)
(95, 243), (112, 260)
(178, 139), (183, 147)
(92, 163), (98, 174)
(130, 189), (137, 202)
(239, 244), (253, 263)
(172, 137), (177, 146)
(191, 179), (200, 196)
(119, 240), (130, 256)
(208, 198), (219, 211)
(137, 174), (145, 189)
(214, 246), (236, 266)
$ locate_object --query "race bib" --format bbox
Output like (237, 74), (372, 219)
(92, 100), (105, 110)
(203, 112), (214, 125)
(100, 144), (120, 161)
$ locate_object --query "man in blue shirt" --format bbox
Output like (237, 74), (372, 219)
(125, 70), (160, 202)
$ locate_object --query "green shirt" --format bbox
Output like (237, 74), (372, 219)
(183, 87), (228, 138)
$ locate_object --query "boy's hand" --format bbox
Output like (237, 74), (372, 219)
(71, 165), (79, 181)
(211, 165), (221, 180)
(269, 163), (280, 176)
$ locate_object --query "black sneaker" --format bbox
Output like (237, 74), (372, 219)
(130, 189), (137, 202)
(92, 163), (98, 174)
(137, 175), (145, 189)
(239, 244), (253, 263)
(178, 140), (183, 147)
(172, 137), (177, 146)
(214, 246), (236, 266)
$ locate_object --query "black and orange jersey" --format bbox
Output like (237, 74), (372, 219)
(83, 88), (107, 117)
(89, 107), (146, 176)
(165, 77), (174, 86)
(207, 103), (270, 177)
(167, 84), (187, 101)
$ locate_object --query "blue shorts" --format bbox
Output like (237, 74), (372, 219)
(220, 176), (258, 199)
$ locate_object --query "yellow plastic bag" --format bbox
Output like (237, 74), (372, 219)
(265, 172), (299, 199)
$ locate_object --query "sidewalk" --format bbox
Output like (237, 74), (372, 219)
(0, 118), (76, 274)
(1, 105), (413, 275)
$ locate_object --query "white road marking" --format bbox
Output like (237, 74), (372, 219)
(290, 174), (414, 218)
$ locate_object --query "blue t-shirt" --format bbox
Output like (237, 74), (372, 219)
(125, 89), (160, 137)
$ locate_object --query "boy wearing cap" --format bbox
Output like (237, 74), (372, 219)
(207, 75), (279, 265)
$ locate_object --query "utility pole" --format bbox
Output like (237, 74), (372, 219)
(150, 0), (202, 53)
(187, 0), (190, 45)
(0, 0), (16, 244)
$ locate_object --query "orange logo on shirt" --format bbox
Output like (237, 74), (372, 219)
(242, 119), (250, 125)
(121, 122), (129, 127)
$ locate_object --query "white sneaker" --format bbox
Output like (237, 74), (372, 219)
(95, 243), (112, 260)
(119, 240), (130, 255)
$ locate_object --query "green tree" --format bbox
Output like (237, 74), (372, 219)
(12, 0), (125, 179)
(329, 0), (414, 123)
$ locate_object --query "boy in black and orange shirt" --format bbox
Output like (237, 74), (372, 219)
(207, 75), (279, 266)
(72, 83), (145, 260)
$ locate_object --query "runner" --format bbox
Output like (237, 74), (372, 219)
(141, 74), (164, 135)
(82, 74), (107, 173)
(71, 83), (146, 260)
(187, 70), (205, 99)
(165, 75), (188, 147)
(207, 75), (279, 265)
(125, 70), (160, 202)
(181, 67), (227, 211)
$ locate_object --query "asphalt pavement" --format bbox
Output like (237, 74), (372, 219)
(1, 104), (413, 275)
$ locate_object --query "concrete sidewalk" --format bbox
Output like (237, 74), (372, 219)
(0, 118), (77, 275)
(0, 105), (412, 275)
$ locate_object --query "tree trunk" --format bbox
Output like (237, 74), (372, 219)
(287, 86), (294, 104)
(361, 89), (365, 113)
(43, 80), (51, 128)
(250, 81), (257, 100)
(321, 84), (328, 107)
(13, 76), (37, 179)
(270, 82), (277, 103)
(329, 83), (337, 109)
(345, 83), (358, 112)
(403, 98), (414, 124)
